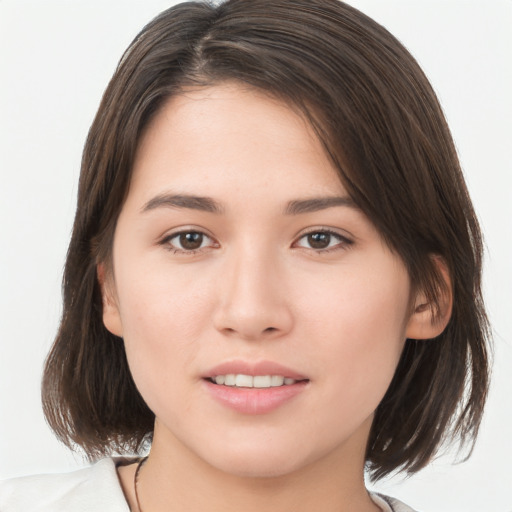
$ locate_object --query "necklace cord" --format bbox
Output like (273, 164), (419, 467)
(133, 456), (149, 512)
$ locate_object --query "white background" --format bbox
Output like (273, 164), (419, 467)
(0, 1), (511, 510)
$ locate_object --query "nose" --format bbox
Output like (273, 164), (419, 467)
(213, 247), (293, 341)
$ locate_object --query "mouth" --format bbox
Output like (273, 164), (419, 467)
(204, 360), (309, 387)
(203, 361), (309, 414)
(206, 374), (307, 388)
(207, 373), (308, 389)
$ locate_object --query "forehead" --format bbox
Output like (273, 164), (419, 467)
(128, 83), (346, 204)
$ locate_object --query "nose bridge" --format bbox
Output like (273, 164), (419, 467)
(214, 240), (292, 340)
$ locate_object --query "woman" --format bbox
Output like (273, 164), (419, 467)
(0, 1), (490, 511)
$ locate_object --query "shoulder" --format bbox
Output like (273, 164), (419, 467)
(0, 458), (130, 512)
(370, 491), (418, 512)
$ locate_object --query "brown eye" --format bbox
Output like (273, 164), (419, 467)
(295, 230), (352, 252)
(164, 230), (216, 253)
(179, 232), (204, 250)
(307, 232), (331, 249)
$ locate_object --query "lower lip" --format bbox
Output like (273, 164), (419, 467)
(203, 379), (308, 415)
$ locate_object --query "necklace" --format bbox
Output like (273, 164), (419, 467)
(133, 456), (149, 512)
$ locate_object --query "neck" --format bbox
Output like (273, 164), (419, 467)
(119, 418), (379, 512)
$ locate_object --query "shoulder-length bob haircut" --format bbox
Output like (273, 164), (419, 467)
(42, 0), (490, 480)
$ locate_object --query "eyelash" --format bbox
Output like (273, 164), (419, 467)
(160, 230), (218, 255)
(293, 228), (353, 254)
(159, 228), (353, 255)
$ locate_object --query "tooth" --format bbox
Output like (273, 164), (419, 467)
(253, 375), (272, 388)
(235, 374), (253, 387)
(225, 374), (236, 386)
(212, 374), (298, 388)
(271, 375), (284, 386)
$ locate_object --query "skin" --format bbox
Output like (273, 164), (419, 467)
(102, 83), (448, 512)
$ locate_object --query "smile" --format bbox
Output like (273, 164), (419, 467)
(210, 374), (299, 388)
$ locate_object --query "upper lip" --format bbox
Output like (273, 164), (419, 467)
(204, 360), (308, 380)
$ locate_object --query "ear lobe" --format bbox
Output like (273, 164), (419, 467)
(405, 257), (453, 340)
(97, 263), (123, 337)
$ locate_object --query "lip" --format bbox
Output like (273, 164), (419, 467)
(202, 360), (309, 415)
(204, 360), (307, 380)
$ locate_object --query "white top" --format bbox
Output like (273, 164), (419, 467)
(0, 458), (416, 511)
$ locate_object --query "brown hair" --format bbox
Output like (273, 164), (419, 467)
(42, 0), (490, 480)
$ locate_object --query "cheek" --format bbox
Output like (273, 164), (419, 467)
(112, 263), (216, 399)
(297, 263), (410, 412)
(115, 256), (215, 340)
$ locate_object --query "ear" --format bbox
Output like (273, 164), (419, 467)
(405, 256), (453, 340)
(97, 263), (123, 337)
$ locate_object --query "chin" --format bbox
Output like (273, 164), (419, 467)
(216, 457), (304, 479)
(200, 440), (318, 480)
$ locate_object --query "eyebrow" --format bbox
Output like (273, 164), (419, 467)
(141, 194), (224, 214)
(284, 196), (358, 215)
(140, 193), (357, 215)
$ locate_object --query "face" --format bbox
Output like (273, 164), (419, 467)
(102, 83), (423, 478)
